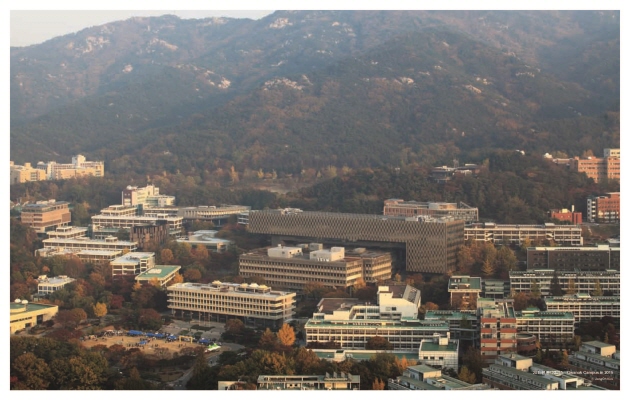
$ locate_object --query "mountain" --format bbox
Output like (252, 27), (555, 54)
(10, 11), (619, 173)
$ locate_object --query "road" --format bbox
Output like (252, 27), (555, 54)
(172, 342), (245, 390)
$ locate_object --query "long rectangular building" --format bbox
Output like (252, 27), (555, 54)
(465, 223), (582, 246)
(247, 209), (464, 274)
(239, 245), (391, 292)
(167, 281), (295, 328)
(510, 269), (620, 296)
(527, 245), (620, 271)
(383, 199), (479, 223)
(543, 294), (620, 323)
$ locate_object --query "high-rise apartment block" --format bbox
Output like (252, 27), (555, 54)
(20, 199), (71, 234)
(248, 209), (464, 274)
(383, 199), (478, 222)
(587, 192), (620, 223)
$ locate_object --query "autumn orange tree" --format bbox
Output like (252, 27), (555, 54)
(277, 323), (295, 347)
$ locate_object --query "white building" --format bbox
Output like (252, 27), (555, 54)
(111, 252), (156, 278)
(37, 275), (76, 295)
(176, 230), (232, 253)
(167, 281), (296, 328)
(304, 285), (447, 351)
(543, 294), (620, 323)
(418, 333), (459, 370)
(122, 184), (175, 207)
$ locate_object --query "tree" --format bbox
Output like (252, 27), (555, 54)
(11, 353), (52, 390)
(277, 323), (296, 347)
(481, 258), (495, 277)
(457, 245), (474, 273)
(93, 302), (107, 318)
(530, 280), (541, 298)
(225, 319), (245, 335)
(259, 328), (277, 350)
(372, 377), (386, 390)
(160, 249), (174, 264)
(137, 309), (163, 331)
(592, 279), (603, 296)
(495, 246), (517, 275)
(366, 336), (393, 350)
(169, 272), (184, 285)
(353, 278), (366, 290)
(457, 365), (476, 384)
(56, 308), (87, 330)
(566, 279), (577, 295)
(183, 268), (202, 282)
(423, 302), (439, 311)
(550, 270), (563, 295)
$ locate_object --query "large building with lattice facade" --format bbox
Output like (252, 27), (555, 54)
(247, 209), (464, 274)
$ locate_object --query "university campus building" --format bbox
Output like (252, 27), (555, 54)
(20, 199), (71, 234)
(482, 353), (600, 390)
(305, 285), (449, 351)
(568, 341), (620, 389)
(247, 209), (464, 274)
(110, 252), (156, 278)
(10, 301), (59, 334)
(543, 294), (620, 323)
(383, 199), (479, 223)
(36, 154), (104, 180)
(167, 281), (296, 328)
(526, 245), (620, 271)
(36, 275), (76, 296)
(587, 192), (620, 223)
(464, 223), (582, 246)
(239, 244), (391, 292)
(389, 364), (492, 390)
(515, 308), (575, 346)
(135, 265), (181, 287)
(509, 269), (620, 296)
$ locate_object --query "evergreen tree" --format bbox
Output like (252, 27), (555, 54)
(592, 279), (603, 296)
(550, 270), (563, 295)
(530, 280), (541, 298)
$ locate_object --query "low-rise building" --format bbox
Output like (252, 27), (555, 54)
(568, 341), (620, 389)
(543, 294), (620, 323)
(10, 161), (47, 184)
(510, 269), (620, 296)
(177, 230), (232, 253)
(111, 252), (156, 278)
(465, 223), (582, 246)
(305, 285), (446, 351)
(91, 210), (183, 238)
(37, 275), (76, 296)
(36, 154), (104, 180)
(167, 281), (296, 328)
(135, 265), (181, 287)
(569, 155), (619, 184)
(527, 245), (620, 271)
(549, 208), (582, 224)
(122, 184), (175, 208)
(39, 235), (137, 254)
(423, 310), (478, 345)
(389, 364), (492, 390)
(383, 199), (478, 222)
(257, 373), (360, 390)
(10, 301), (59, 334)
(418, 333), (459, 370)
(239, 245), (391, 292)
(587, 193), (620, 223)
(448, 275), (482, 309)
(313, 349), (420, 363)
(20, 199), (71, 234)
(129, 221), (170, 250)
(483, 354), (600, 390)
(177, 205), (251, 226)
(45, 226), (89, 240)
(482, 279), (510, 299)
(515, 307), (575, 346)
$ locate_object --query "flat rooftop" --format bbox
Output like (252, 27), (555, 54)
(317, 298), (364, 314)
(420, 341), (458, 353)
(111, 252), (155, 264)
(136, 265), (181, 279)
